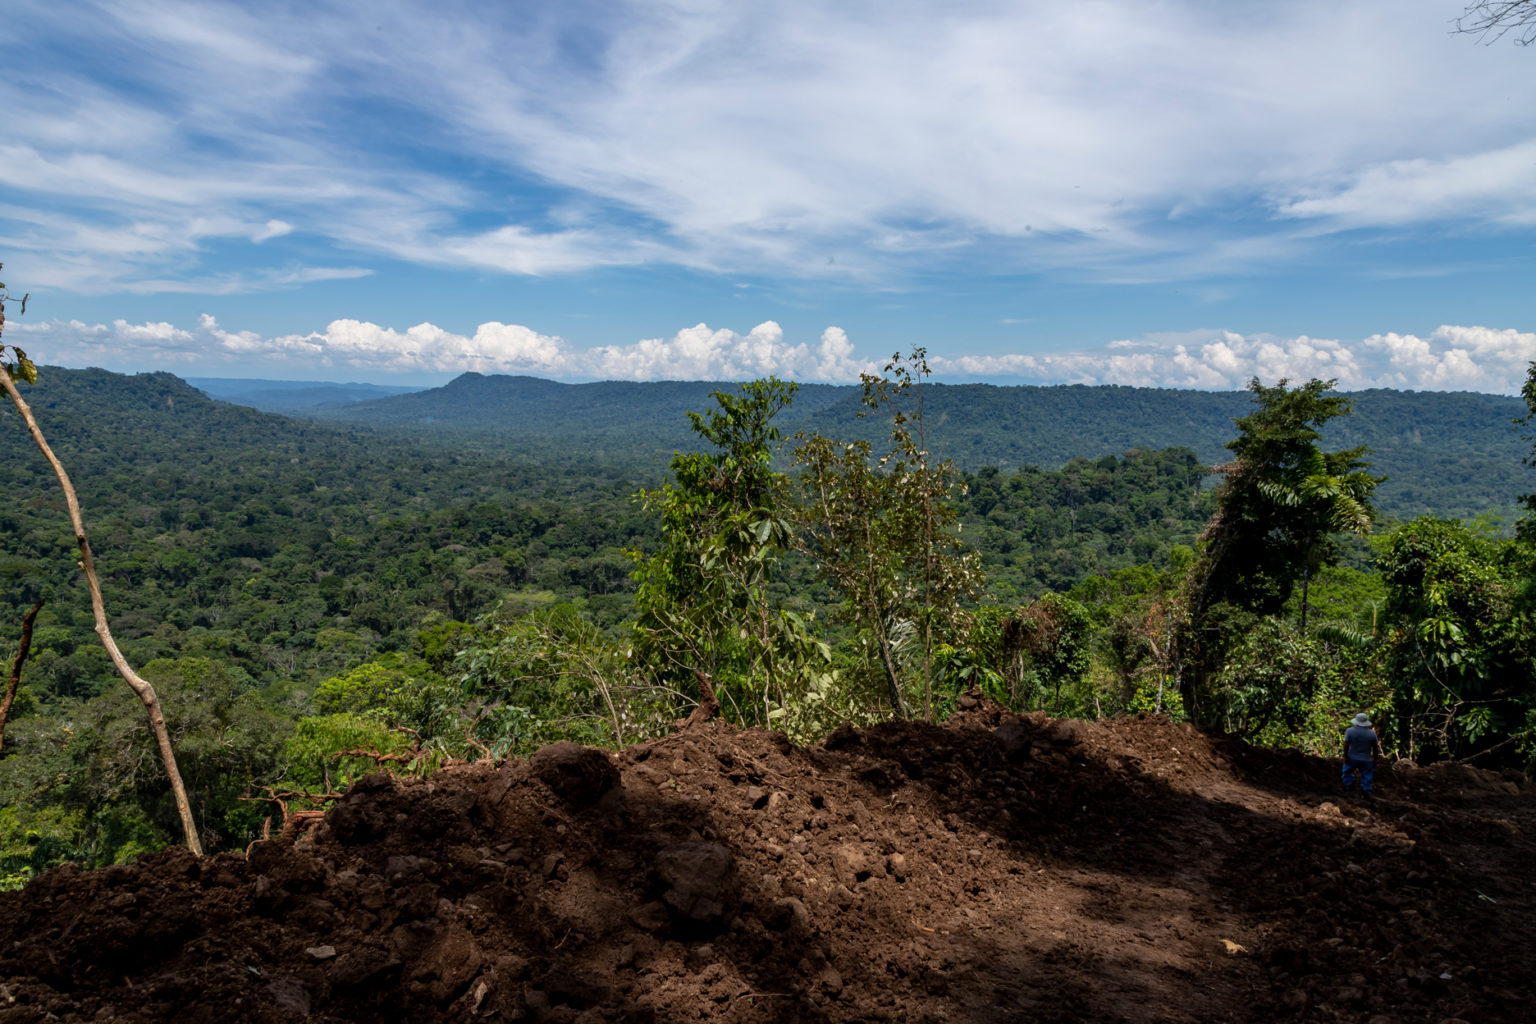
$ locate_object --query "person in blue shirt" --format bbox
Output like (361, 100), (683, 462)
(1342, 712), (1384, 800)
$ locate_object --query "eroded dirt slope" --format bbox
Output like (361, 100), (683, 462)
(1, 701), (1532, 1024)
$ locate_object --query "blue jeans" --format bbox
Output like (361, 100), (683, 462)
(1342, 758), (1374, 794)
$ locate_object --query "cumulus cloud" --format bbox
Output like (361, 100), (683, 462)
(10, 315), (1533, 394)
(931, 327), (1536, 394)
(582, 321), (870, 381)
(7, 316), (878, 382)
(256, 319), (575, 374)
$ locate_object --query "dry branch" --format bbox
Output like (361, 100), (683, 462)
(678, 669), (721, 729)
(242, 785), (347, 845)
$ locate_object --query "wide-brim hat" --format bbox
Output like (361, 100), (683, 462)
(1351, 713), (1372, 727)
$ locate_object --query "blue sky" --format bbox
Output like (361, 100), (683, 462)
(2, 0), (1534, 391)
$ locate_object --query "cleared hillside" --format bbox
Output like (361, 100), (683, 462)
(1, 703), (1531, 1022)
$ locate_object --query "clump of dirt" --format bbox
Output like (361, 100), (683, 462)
(2, 697), (1532, 1023)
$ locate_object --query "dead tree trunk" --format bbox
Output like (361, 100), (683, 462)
(0, 599), (44, 756)
(0, 362), (204, 856)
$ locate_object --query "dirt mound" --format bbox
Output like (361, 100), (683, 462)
(2, 701), (1532, 1023)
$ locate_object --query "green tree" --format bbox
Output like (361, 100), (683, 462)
(1183, 378), (1380, 725)
(0, 656), (287, 870)
(795, 350), (984, 720)
(1519, 359), (1536, 543)
(311, 651), (438, 715)
(630, 378), (827, 726)
(1379, 518), (1534, 763)
(285, 713), (413, 793)
(457, 604), (670, 751)
(966, 593), (1093, 714)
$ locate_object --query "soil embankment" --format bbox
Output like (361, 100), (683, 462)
(2, 701), (1532, 1023)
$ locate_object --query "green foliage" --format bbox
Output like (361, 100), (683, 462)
(795, 350), (985, 720)
(457, 604), (672, 752)
(1520, 359), (1536, 544)
(0, 803), (84, 885)
(1378, 517), (1534, 762)
(631, 378), (828, 727)
(311, 652), (438, 715)
(1071, 549), (1193, 719)
(1184, 378), (1381, 727)
(963, 594), (1093, 715)
(1127, 677), (1186, 721)
(285, 713), (412, 792)
(1200, 378), (1380, 616)
(958, 448), (1214, 601)
(0, 368), (659, 713)
(768, 661), (881, 745)
(0, 655), (289, 869)
(1286, 565), (1387, 637)
(1213, 618), (1330, 736)
(1263, 643), (1391, 758)
(136, 658), (291, 846)
(414, 618), (478, 673)
(0, 347), (37, 387)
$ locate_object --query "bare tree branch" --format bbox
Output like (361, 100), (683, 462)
(1455, 0), (1536, 45)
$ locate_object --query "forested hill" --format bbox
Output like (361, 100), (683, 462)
(186, 377), (422, 414)
(314, 373), (1530, 523)
(0, 367), (658, 664)
(310, 374), (851, 461)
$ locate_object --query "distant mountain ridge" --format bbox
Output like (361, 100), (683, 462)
(8, 368), (1528, 525)
(187, 377), (425, 413)
(304, 371), (1531, 523)
(320, 374), (850, 433)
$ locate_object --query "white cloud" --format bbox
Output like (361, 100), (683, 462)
(118, 266), (374, 296)
(932, 326), (1536, 393)
(1277, 141), (1536, 228)
(1359, 325), (1536, 391)
(248, 319), (576, 375)
(7, 315), (876, 381)
(583, 321), (875, 381)
(3, 0), (1534, 290)
(10, 314), (1533, 394)
(252, 220), (293, 243)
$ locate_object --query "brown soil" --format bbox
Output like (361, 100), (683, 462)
(2, 699), (1532, 1023)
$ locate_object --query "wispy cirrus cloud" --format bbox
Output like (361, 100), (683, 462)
(1277, 140), (1536, 229)
(12, 315), (1534, 394)
(3, 0), (1534, 294)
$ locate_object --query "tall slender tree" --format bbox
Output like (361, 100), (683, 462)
(1181, 377), (1380, 722)
(1, 265), (203, 855)
(795, 350), (983, 720)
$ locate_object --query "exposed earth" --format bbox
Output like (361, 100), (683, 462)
(1, 698), (1532, 1023)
